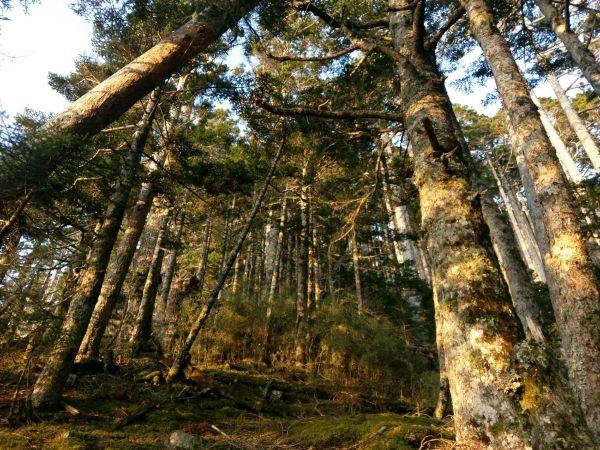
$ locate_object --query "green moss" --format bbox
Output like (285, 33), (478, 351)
(285, 413), (444, 449)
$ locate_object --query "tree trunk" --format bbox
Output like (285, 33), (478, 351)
(157, 209), (185, 323)
(264, 190), (287, 362)
(76, 183), (156, 361)
(462, 0), (600, 437)
(30, 88), (161, 410)
(0, 231), (20, 285)
(128, 205), (170, 356)
(480, 192), (546, 342)
(294, 164), (310, 365)
(387, 0), (593, 445)
(534, 0), (600, 96)
(350, 228), (363, 316)
(166, 133), (285, 381)
(47, 0), (259, 138)
(530, 93), (583, 184)
(547, 73), (600, 172)
(487, 160), (546, 283)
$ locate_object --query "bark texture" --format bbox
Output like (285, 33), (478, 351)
(462, 0), (600, 437)
(47, 0), (259, 137)
(30, 89), (160, 410)
(534, 0), (600, 96)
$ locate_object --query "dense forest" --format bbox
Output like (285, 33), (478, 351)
(0, 0), (599, 448)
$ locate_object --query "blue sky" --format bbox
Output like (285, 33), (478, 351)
(0, 0), (558, 121)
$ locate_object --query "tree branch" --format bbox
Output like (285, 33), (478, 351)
(267, 45), (360, 62)
(255, 99), (403, 122)
(425, 6), (465, 51)
(293, 1), (389, 29)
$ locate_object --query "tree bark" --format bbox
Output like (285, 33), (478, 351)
(47, 0), (259, 138)
(128, 205), (170, 356)
(294, 163), (310, 365)
(157, 209), (185, 322)
(530, 93), (583, 184)
(480, 192), (546, 342)
(547, 73), (600, 172)
(534, 0), (600, 96)
(487, 160), (546, 283)
(350, 228), (363, 316)
(462, 0), (600, 437)
(30, 88), (161, 410)
(166, 132), (285, 381)
(264, 190), (287, 361)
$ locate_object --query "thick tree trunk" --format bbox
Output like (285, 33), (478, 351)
(166, 134), (285, 381)
(462, 0), (600, 437)
(480, 193), (546, 342)
(128, 206), (170, 356)
(30, 89), (160, 410)
(534, 0), (600, 96)
(386, 0), (594, 445)
(47, 0), (259, 138)
(546, 73), (600, 171)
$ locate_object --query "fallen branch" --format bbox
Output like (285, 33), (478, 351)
(113, 402), (159, 430)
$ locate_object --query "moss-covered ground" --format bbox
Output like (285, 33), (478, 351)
(0, 356), (453, 449)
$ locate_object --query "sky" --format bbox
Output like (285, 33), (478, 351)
(0, 0), (558, 122)
(0, 1), (93, 119)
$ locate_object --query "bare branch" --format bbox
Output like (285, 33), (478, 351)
(267, 45), (360, 62)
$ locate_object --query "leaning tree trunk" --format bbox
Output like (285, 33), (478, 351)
(166, 133), (285, 381)
(534, 0), (600, 97)
(79, 75), (195, 361)
(29, 89), (161, 410)
(461, 0), (600, 437)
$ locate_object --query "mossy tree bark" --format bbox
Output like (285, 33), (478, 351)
(30, 88), (161, 410)
(461, 0), (600, 437)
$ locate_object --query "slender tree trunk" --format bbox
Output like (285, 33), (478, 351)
(488, 160), (546, 282)
(166, 132), (285, 381)
(480, 192), (546, 342)
(350, 228), (363, 316)
(530, 93), (583, 184)
(129, 206), (170, 356)
(157, 210), (185, 323)
(0, 231), (20, 285)
(294, 165), (310, 365)
(30, 89), (161, 410)
(264, 191), (287, 362)
(462, 0), (600, 437)
(77, 183), (156, 361)
(534, 0), (600, 96)
(547, 73), (600, 172)
(161, 216), (211, 354)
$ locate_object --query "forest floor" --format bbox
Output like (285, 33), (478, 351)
(0, 350), (453, 449)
